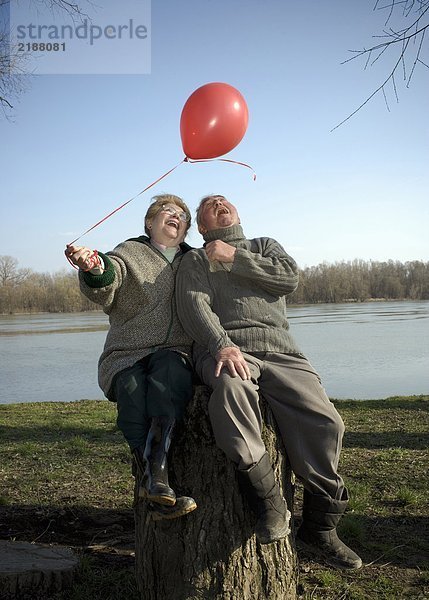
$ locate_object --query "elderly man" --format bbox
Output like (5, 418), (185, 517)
(176, 194), (362, 569)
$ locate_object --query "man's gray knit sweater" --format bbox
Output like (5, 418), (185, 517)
(78, 236), (193, 399)
(176, 224), (302, 361)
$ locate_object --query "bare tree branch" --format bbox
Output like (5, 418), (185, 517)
(0, 0), (90, 115)
(0, 93), (12, 107)
(0, 255), (31, 285)
(332, 1), (429, 130)
(4, 0), (88, 18)
(341, 20), (429, 65)
(382, 84), (391, 109)
(0, 23), (31, 117)
(407, 27), (426, 84)
(392, 71), (399, 99)
(331, 37), (411, 131)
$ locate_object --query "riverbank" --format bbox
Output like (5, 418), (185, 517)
(0, 396), (428, 599)
(1, 297), (427, 316)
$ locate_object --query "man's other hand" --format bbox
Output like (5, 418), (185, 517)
(215, 347), (251, 380)
(205, 240), (236, 263)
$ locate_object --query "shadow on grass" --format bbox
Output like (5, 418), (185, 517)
(0, 503), (139, 600)
(2, 503), (428, 572)
(347, 514), (429, 569)
(0, 503), (134, 549)
(343, 430), (429, 449)
(295, 512), (429, 570)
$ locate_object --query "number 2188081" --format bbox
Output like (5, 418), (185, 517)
(18, 42), (66, 52)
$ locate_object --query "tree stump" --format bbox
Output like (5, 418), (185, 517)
(134, 385), (298, 600)
(0, 540), (78, 599)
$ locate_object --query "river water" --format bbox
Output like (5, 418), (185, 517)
(0, 301), (427, 404)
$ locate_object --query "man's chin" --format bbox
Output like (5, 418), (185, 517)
(217, 218), (234, 228)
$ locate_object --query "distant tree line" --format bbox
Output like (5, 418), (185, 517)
(0, 256), (96, 314)
(0, 255), (428, 314)
(288, 259), (429, 304)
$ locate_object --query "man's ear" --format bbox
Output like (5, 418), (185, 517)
(198, 224), (207, 234)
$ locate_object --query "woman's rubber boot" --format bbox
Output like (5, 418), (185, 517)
(134, 416), (176, 506)
(297, 488), (363, 569)
(148, 496), (197, 521)
(237, 452), (290, 544)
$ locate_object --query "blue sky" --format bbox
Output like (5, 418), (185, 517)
(1, 0), (428, 274)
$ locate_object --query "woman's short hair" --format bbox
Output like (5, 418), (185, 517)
(144, 194), (192, 236)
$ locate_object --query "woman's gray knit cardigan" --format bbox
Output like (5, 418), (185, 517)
(78, 236), (193, 400)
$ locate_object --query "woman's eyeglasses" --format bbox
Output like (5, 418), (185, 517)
(161, 205), (190, 223)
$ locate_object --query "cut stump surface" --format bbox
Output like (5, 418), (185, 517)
(0, 539), (78, 599)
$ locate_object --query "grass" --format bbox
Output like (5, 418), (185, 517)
(296, 394), (429, 600)
(0, 395), (428, 599)
(0, 400), (137, 600)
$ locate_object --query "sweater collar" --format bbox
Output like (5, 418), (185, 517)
(203, 224), (245, 244)
(126, 236), (193, 255)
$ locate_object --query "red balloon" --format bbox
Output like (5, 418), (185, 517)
(180, 82), (249, 159)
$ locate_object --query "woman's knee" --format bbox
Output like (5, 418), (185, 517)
(150, 350), (192, 384)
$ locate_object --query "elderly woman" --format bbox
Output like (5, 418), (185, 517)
(65, 194), (196, 520)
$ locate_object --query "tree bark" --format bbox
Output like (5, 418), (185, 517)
(134, 385), (298, 600)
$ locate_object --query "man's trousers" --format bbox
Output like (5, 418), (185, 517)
(195, 351), (345, 500)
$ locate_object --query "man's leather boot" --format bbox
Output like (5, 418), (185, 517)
(297, 488), (363, 569)
(133, 416), (176, 506)
(237, 452), (290, 544)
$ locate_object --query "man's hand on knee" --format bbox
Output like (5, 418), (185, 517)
(215, 347), (251, 380)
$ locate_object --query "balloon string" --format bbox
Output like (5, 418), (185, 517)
(185, 157), (256, 180)
(67, 157), (187, 246)
(65, 154), (255, 269)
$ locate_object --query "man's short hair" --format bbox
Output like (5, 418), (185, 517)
(196, 195), (227, 228)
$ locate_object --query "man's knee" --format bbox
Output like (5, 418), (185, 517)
(208, 374), (252, 409)
(325, 404), (345, 439)
(337, 411), (345, 435)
